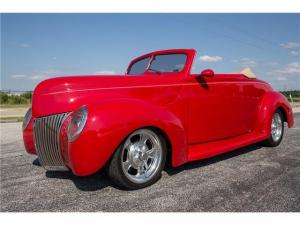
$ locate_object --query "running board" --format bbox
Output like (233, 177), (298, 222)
(187, 131), (268, 162)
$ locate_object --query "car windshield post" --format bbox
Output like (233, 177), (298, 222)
(145, 55), (154, 71)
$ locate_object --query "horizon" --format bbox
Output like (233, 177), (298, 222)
(1, 13), (300, 91)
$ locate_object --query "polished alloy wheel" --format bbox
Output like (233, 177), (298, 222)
(271, 112), (283, 142)
(121, 129), (163, 184)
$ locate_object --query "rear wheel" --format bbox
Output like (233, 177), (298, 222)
(263, 109), (284, 147)
(107, 128), (167, 189)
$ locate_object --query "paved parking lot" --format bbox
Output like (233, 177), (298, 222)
(1, 114), (299, 212)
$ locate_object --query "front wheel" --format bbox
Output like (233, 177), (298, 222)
(107, 128), (167, 189)
(263, 109), (284, 147)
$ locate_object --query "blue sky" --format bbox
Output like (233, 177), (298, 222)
(1, 13), (300, 91)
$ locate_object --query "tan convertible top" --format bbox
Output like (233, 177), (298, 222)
(240, 67), (256, 79)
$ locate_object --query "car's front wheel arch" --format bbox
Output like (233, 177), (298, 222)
(277, 106), (288, 124)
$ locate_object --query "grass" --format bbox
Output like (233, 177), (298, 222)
(0, 104), (30, 109)
(0, 104), (28, 123)
(0, 116), (24, 123)
(289, 97), (300, 102)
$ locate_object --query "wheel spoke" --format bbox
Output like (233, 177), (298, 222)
(123, 160), (131, 172)
(147, 148), (157, 158)
(124, 138), (133, 149)
(144, 160), (149, 170)
(139, 133), (148, 144)
(277, 117), (282, 126)
(137, 166), (144, 175)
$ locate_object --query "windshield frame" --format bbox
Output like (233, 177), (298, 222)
(126, 49), (196, 76)
(127, 53), (187, 75)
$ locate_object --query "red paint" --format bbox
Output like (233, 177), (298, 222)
(23, 119), (35, 154)
(23, 49), (294, 176)
(200, 69), (214, 77)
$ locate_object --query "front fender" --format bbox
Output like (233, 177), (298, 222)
(67, 98), (188, 176)
(256, 91), (294, 136)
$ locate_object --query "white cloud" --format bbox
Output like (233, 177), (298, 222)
(241, 58), (257, 66)
(94, 70), (116, 75)
(49, 66), (79, 70)
(29, 75), (50, 80)
(233, 58), (257, 67)
(280, 42), (300, 49)
(199, 55), (223, 63)
(289, 50), (300, 56)
(19, 43), (31, 48)
(265, 62), (279, 67)
(270, 62), (300, 82)
(28, 69), (60, 80)
(277, 62), (300, 74)
(10, 69), (60, 81)
(276, 77), (287, 81)
(38, 69), (60, 75)
(11, 74), (27, 79)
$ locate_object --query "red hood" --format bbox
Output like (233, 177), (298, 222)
(32, 75), (141, 117)
(32, 74), (179, 117)
(33, 75), (142, 95)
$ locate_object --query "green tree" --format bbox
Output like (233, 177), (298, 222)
(21, 91), (32, 101)
(0, 92), (9, 104)
(9, 95), (27, 104)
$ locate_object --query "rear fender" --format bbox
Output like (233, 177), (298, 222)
(255, 91), (294, 136)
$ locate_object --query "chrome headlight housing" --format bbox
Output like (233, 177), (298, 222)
(67, 106), (88, 142)
(22, 107), (32, 130)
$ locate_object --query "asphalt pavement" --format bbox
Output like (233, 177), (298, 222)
(1, 115), (300, 212)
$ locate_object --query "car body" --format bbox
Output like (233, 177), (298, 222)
(23, 49), (294, 189)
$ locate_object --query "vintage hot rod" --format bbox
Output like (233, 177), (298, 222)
(23, 49), (294, 189)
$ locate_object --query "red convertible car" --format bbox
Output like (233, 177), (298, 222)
(23, 49), (294, 189)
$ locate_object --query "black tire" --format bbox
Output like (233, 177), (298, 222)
(107, 129), (167, 190)
(262, 109), (284, 147)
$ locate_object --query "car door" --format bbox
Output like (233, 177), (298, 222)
(186, 74), (251, 144)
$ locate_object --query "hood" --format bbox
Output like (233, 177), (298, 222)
(34, 75), (143, 95)
(32, 74), (166, 117)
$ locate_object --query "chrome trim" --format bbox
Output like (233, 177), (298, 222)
(33, 112), (70, 170)
(22, 107), (32, 130)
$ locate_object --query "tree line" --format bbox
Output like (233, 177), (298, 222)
(281, 90), (300, 98)
(0, 91), (32, 105)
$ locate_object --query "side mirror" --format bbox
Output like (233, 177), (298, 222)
(200, 69), (214, 77)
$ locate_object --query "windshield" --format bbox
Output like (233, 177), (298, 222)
(127, 57), (150, 75)
(127, 53), (187, 75)
(149, 54), (187, 73)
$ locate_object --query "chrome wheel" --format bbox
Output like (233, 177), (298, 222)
(121, 129), (163, 184)
(271, 112), (283, 142)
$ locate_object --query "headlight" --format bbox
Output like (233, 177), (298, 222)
(67, 106), (88, 142)
(22, 107), (32, 130)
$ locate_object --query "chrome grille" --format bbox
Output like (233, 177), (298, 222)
(33, 112), (70, 170)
